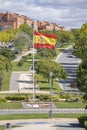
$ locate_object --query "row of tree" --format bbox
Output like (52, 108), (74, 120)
(0, 23), (80, 53)
(74, 22), (87, 101)
(0, 22), (85, 92)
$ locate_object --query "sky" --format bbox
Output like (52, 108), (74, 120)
(0, 0), (87, 30)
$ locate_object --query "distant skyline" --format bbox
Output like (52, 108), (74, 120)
(0, 0), (87, 30)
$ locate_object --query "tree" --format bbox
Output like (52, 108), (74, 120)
(70, 28), (80, 40)
(0, 31), (13, 46)
(54, 30), (74, 47)
(37, 48), (57, 58)
(74, 22), (87, 62)
(77, 62), (87, 93)
(20, 23), (33, 40)
(0, 55), (12, 89)
(13, 32), (31, 53)
(74, 22), (87, 100)
(0, 74), (3, 90)
(35, 59), (68, 83)
(0, 48), (16, 61)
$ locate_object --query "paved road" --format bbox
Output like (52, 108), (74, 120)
(57, 46), (81, 92)
(10, 46), (81, 93)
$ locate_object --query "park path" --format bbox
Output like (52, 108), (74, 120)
(0, 118), (84, 130)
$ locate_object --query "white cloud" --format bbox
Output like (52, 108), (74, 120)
(0, 0), (87, 29)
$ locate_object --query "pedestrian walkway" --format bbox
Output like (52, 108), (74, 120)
(10, 71), (39, 91)
(0, 119), (84, 130)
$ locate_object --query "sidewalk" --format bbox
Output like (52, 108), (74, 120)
(0, 118), (84, 130)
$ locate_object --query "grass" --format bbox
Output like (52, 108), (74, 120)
(12, 61), (31, 71)
(0, 98), (85, 109)
(55, 102), (86, 108)
(0, 126), (4, 130)
(39, 80), (62, 92)
(0, 113), (86, 120)
(58, 42), (74, 49)
(1, 61), (30, 90)
(2, 70), (12, 90)
(1, 43), (73, 91)
(0, 102), (23, 109)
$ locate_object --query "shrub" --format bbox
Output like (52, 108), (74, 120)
(78, 116), (87, 127)
(0, 98), (7, 103)
(85, 105), (87, 109)
(35, 94), (50, 101)
(84, 121), (87, 130)
(53, 95), (59, 102)
(5, 96), (26, 101)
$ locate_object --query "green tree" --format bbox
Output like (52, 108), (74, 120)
(70, 28), (80, 39)
(74, 22), (87, 62)
(58, 31), (74, 46)
(0, 31), (13, 45)
(35, 59), (68, 83)
(20, 23), (33, 39)
(37, 48), (57, 58)
(77, 62), (87, 93)
(0, 55), (12, 89)
(0, 55), (12, 72)
(14, 36), (29, 53)
(0, 48), (16, 61)
(74, 22), (87, 101)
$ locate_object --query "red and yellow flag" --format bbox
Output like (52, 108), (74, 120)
(34, 32), (57, 49)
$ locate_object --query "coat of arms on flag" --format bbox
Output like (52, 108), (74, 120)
(34, 32), (57, 49)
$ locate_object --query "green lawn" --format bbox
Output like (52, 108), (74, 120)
(1, 61), (30, 90)
(12, 61), (30, 71)
(0, 126), (4, 130)
(0, 102), (23, 109)
(0, 113), (86, 120)
(0, 99), (86, 109)
(55, 102), (86, 108)
(1, 44), (74, 91)
(39, 80), (62, 92)
(2, 70), (12, 90)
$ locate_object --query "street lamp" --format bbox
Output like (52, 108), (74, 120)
(49, 72), (53, 118)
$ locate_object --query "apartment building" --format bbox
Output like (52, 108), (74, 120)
(0, 12), (33, 31)
(0, 11), (66, 31)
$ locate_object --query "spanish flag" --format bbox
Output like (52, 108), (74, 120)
(34, 32), (57, 49)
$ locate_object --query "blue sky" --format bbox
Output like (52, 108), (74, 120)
(0, 0), (87, 30)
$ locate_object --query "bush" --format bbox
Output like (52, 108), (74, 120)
(5, 96), (26, 101)
(78, 116), (87, 127)
(53, 95), (59, 102)
(85, 105), (87, 109)
(35, 94), (50, 101)
(84, 121), (87, 130)
(0, 98), (7, 103)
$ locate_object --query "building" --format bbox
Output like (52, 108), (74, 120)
(0, 11), (66, 31)
(0, 12), (33, 31)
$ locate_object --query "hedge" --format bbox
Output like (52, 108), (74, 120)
(78, 116), (87, 127)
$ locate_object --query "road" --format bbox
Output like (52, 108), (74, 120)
(57, 46), (81, 92)
(10, 46), (81, 93)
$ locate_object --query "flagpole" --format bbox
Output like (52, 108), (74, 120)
(32, 21), (35, 101)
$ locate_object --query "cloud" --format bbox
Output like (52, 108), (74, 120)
(0, 0), (87, 29)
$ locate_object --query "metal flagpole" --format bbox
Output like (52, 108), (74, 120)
(32, 21), (35, 101)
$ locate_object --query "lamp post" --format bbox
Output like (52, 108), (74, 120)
(31, 21), (35, 101)
(49, 72), (53, 118)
